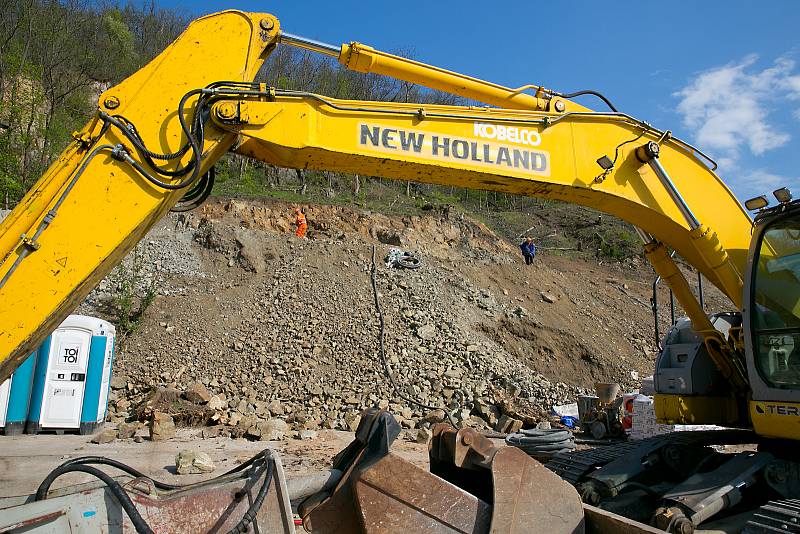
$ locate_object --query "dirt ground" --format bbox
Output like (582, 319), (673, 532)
(0, 424), (429, 500)
(87, 197), (731, 419)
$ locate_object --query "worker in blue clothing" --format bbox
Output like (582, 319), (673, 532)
(520, 236), (536, 265)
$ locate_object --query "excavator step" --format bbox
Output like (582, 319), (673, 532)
(744, 499), (800, 533)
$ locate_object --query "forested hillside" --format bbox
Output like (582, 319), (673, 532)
(0, 0), (640, 260)
(0, 0), (185, 205)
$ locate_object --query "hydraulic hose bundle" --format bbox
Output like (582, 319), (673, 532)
(505, 428), (576, 461)
(96, 81), (270, 212)
(34, 450), (275, 534)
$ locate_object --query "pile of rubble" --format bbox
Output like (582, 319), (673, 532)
(103, 254), (578, 439)
(81, 198), (665, 442)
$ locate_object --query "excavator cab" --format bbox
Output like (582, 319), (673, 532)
(744, 195), (800, 439)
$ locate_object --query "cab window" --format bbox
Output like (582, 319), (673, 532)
(751, 213), (800, 388)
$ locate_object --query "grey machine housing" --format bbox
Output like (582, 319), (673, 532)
(655, 313), (740, 396)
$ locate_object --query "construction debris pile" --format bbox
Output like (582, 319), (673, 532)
(77, 198), (697, 441)
(101, 258), (576, 439)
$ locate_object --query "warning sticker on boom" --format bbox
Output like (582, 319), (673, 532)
(357, 123), (550, 177)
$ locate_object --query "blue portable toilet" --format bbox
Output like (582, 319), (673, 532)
(0, 353), (37, 436)
(27, 315), (116, 435)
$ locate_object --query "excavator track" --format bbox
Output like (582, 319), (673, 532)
(547, 439), (646, 485)
(546, 429), (757, 486)
(744, 500), (800, 533)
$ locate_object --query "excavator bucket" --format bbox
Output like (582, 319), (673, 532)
(300, 409), (586, 533)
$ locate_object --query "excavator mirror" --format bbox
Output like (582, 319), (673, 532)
(745, 195), (769, 211)
(774, 187), (793, 204)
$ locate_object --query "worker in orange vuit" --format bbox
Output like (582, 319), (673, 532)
(294, 207), (308, 239)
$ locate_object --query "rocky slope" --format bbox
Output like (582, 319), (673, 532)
(78, 198), (726, 437)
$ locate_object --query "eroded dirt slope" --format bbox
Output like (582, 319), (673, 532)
(79, 197), (728, 433)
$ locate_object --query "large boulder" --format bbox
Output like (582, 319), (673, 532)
(175, 450), (215, 474)
(117, 421), (141, 439)
(150, 412), (176, 441)
(184, 382), (211, 404)
(234, 228), (267, 273)
(373, 226), (403, 246)
(91, 427), (117, 444)
(246, 419), (288, 441)
(207, 394), (226, 410)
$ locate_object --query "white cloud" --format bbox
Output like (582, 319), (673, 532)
(674, 55), (800, 201)
(726, 169), (800, 201)
(674, 55), (800, 159)
(747, 170), (792, 190)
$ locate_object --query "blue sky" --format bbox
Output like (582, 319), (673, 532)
(156, 0), (799, 203)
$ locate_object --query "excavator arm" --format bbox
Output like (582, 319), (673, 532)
(0, 10), (752, 396)
(225, 92), (748, 298)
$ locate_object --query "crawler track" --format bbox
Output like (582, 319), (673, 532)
(546, 430), (757, 486)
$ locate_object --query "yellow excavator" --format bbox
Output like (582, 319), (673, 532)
(1, 9), (799, 534)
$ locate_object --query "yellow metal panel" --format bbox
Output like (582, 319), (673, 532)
(0, 11), (277, 380)
(750, 400), (800, 440)
(227, 96), (751, 303)
(654, 394), (741, 426)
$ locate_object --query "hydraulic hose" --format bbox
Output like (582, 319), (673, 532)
(370, 245), (457, 426)
(35, 463), (154, 534)
(226, 458), (274, 534)
(34, 450), (276, 534)
(100, 91), (203, 191)
(172, 167), (216, 212)
(50, 456), (183, 490)
(505, 428), (576, 460)
(557, 89), (618, 112)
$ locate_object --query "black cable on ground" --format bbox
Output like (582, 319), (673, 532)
(505, 428), (576, 461)
(35, 464), (154, 534)
(396, 251), (422, 269)
(370, 245), (458, 427)
(35, 450), (275, 534)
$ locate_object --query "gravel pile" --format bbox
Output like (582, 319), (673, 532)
(80, 218), (207, 311)
(79, 198), (670, 440)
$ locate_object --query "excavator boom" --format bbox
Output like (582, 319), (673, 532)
(0, 10), (751, 390)
(225, 92), (750, 295)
